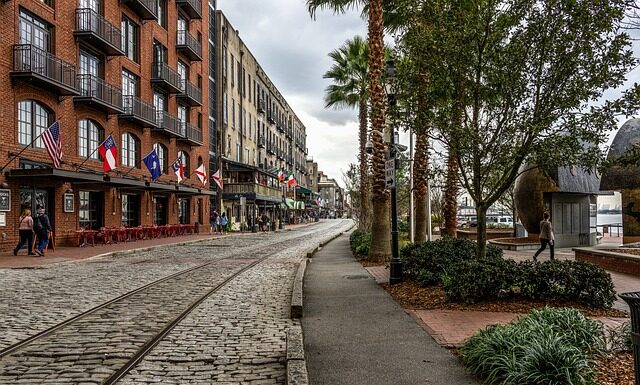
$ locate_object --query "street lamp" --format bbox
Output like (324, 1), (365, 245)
(385, 58), (403, 285)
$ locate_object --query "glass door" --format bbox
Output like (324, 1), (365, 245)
(19, 187), (52, 227)
(154, 196), (168, 225)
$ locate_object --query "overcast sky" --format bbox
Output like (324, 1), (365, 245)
(217, 0), (367, 188)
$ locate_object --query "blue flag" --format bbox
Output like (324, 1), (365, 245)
(143, 149), (162, 181)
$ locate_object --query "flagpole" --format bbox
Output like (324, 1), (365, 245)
(75, 132), (114, 172)
(0, 122), (55, 173)
(120, 165), (137, 178)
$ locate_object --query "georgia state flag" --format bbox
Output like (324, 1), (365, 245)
(98, 135), (117, 172)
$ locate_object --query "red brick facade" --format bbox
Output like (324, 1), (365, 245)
(0, 0), (212, 249)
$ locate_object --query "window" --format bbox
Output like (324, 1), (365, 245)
(223, 92), (228, 124)
(18, 100), (52, 148)
(121, 16), (138, 62)
(157, 0), (167, 29)
(223, 46), (227, 80)
(19, 10), (51, 51)
(248, 74), (251, 102)
(236, 143), (241, 162)
(177, 198), (190, 224)
(78, 120), (103, 159)
(231, 98), (235, 128)
(153, 91), (166, 125)
(153, 143), (168, 172)
(230, 54), (234, 87)
(79, 191), (101, 230)
(122, 70), (138, 112)
(121, 132), (140, 167)
(153, 41), (168, 64)
(177, 60), (188, 90)
(121, 194), (139, 227)
(178, 150), (190, 176)
(40, 0), (54, 7)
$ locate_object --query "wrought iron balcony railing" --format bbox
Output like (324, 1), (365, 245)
(120, 95), (157, 127)
(11, 44), (78, 95)
(74, 8), (124, 56)
(120, 0), (158, 20)
(176, 79), (202, 106)
(176, 0), (202, 19)
(176, 30), (202, 61)
(151, 62), (183, 93)
(76, 74), (123, 114)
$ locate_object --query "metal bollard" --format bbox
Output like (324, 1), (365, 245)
(620, 292), (640, 385)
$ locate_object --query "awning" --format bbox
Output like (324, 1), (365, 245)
(296, 186), (313, 195)
(6, 168), (105, 183)
(285, 199), (305, 210)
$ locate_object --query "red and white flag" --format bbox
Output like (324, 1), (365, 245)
(42, 121), (62, 169)
(195, 163), (207, 186)
(287, 173), (296, 186)
(98, 135), (118, 172)
(211, 168), (223, 190)
(171, 158), (184, 183)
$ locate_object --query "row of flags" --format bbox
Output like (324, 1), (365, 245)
(277, 168), (297, 186)
(39, 121), (224, 190)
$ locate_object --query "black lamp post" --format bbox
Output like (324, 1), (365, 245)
(385, 58), (402, 285)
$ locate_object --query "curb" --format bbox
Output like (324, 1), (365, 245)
(286, 323), (308, 385)
(290, 258), (308, 319)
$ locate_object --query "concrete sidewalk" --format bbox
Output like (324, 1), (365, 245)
(302, 233), (479, 385)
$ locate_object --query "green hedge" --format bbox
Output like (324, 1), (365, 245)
(444, 259), (616, 309)
(349, 229), (371, 258)
(400, 238), (616, 309)
(461, 307), (605, 385)
(400, 237), (503, 286)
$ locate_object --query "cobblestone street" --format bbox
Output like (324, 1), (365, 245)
(0, 220), (353, 384)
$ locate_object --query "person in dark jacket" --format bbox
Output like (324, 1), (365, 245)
(533, 212), (555, 261)
(34, 207), (52, 257)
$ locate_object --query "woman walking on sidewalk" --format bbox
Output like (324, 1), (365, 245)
(13, 209), (35, 256)
(533, 212), (555, 261)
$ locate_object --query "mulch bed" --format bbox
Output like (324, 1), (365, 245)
(365, 261), (633, 383)
(491, 236), (540, 244)
(606, 248), (640, 256)
(380, 280), (628, 318)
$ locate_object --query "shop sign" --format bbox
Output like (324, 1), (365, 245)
(0, 189), (10, 211)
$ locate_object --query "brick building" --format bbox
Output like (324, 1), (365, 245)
(0, 0), (214, 248)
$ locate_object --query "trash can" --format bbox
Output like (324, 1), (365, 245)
(619, 292), (640, 385)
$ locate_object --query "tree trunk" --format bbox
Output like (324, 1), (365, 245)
(413, 131), (428, 243)
(358, 98), (370, 230)
(442, 150), (458, 237)
(476, 204), (487, 259)
(367, 0), (391, 259)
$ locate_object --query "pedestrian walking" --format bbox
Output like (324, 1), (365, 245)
(210, 210), (218, 234)
(34, 207), (52, 257)
(219, 212), (228, 234)
(261, 213), (269, 232)
(13, 208), (35, 256)
(533, 211), (555, 261)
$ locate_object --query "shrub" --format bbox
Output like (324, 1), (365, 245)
(443, 258), (616, 308)
(461, 307), (603, 385)
(400, 237), (503, 286)
(349, 229), (371, 258)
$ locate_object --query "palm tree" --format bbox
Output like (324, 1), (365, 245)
(307, 0), (390, 258)
(323, 36), (371, 230)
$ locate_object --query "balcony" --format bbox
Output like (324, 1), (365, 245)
(286, 127), (293, 139)
(257, 99), (266, 114)
(75, 75), (123, 114)
(267, 112), (275, 124)
(176, 79), (202, 106)
(287, 156), (294, 166)
(153, 111), (185, 138)
(223, 182), (281, 199)
(176, 30), (202, 61)
(176, 0), (202, 19)
(267, 142), (275, 155)
(151, 62), (183, 93)
(120, 0), (157, 20)
(74, 9), (124, 56)
(11, 44), (78, 96)
(178, 122), (203, 146)
(257, 135), (265, 148)
(120, 95), (158, 127)
(277, 122), (285, 133)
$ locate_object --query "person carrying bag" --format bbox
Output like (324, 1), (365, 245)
(14, 209), (35, 256)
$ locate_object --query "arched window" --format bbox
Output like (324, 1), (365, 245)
(18, 100), (52, 148)
(178, 150), (190, 177)
(153, 143), (168, 173)
(78, 119), (103, 159)
(121, 132), (140, 167)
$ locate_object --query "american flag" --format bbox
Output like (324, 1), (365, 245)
(42, 121), (62, 168)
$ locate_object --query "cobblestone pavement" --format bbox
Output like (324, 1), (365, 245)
(0, 219), (353, 384)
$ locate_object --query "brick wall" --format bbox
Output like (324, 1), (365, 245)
(574, 248), (640, 277)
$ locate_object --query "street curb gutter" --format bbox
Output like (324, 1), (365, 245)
(291, 258), (308, 319)
(286, 323), (308, 385)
